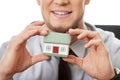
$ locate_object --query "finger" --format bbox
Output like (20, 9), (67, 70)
(13, 25), (49, 45)
(84, 39), (102, 48)
(68, 29), (83, 35)
(84, 39), (107, 55)
(77, 31), (99, 40)
(25, 25), (49, 36)
(68, 29), (96, 42)
(63, 55), (83, 67)
(63, 55), (77, 64)
(68, 29), (100, 40)
(38, 25), (49, 36)
(10, 30), (44, 47)
(26, 24), (49, 33)
(29, 21), (45, 26)
(31, 54), (50, 65)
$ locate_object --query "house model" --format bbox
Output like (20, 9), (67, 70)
(43, 32), (71, 57)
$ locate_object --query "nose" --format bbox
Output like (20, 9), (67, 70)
(54, 0), (70, 6)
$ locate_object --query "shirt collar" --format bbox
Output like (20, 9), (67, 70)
(70, 24), (89, 57)
(70, 40), (86, 57)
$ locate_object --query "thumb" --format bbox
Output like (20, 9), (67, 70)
(63, 55), (83, 67)
(31, 54), (50, 65)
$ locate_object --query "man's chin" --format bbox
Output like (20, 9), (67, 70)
(45, 22), (71, 33)
(51, 28), (69, 33)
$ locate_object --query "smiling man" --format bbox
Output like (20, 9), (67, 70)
(0, 0), (120, 80)
(37, 0), (89, 32)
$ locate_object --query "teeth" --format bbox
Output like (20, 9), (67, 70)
(54, 11), (70, 15)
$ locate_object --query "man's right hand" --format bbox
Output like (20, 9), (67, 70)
(0, 21), (50, 80)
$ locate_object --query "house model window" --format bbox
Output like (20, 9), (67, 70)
(43, 32), (71, 57)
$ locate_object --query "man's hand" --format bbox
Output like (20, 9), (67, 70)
(0, 21), (50, 80)
(63, 29), (115, 80)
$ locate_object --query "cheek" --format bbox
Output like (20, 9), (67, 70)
(41, 4), (49, 17)
(72, 0), (85, 10)
(73, 3), (85, 16)
(41, 7), (52, 26)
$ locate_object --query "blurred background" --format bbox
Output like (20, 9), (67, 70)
(0, 0), (120, 45)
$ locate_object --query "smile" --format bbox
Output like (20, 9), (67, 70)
(52, 11), (72, 15)
(51, 11), (72, 19)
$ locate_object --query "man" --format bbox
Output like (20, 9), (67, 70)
(0, 0), (120, 80)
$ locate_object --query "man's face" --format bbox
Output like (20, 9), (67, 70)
(37, 0), (90, 32)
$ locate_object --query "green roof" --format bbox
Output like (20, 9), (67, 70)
(44, 32), (71, 44)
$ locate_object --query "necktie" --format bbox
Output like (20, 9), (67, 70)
(58, 49), (77, 80)
(58, 58), (71, 80)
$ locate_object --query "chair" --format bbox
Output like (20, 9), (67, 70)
(96, 25), (120, 39)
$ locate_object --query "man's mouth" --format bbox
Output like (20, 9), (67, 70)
(51, 11), (72, 19)
(52, 11), (72, 15)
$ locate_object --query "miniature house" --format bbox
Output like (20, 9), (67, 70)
(43, 32), (71, 57)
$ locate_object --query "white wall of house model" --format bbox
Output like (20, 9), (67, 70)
(44, 43), (69, 57)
